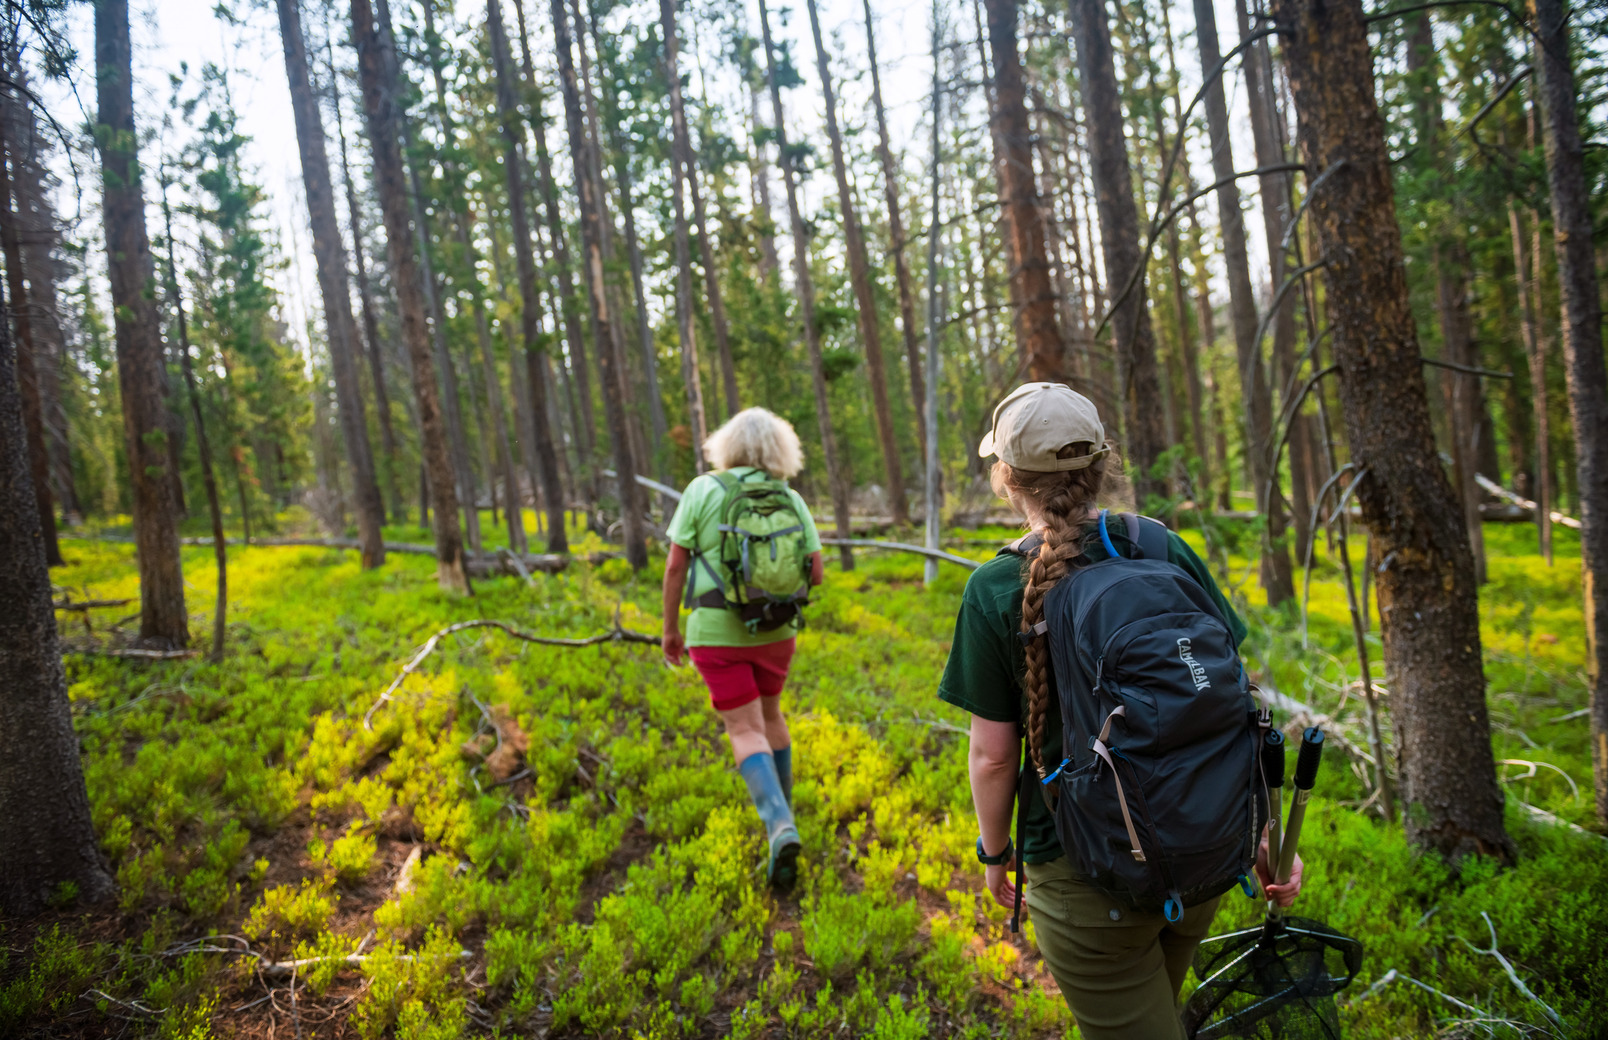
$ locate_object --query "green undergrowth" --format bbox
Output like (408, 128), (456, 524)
(3, 515), (1602, 1037)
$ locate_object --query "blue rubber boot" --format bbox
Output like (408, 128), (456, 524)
(773, 745), (793, 807)
(739, 751), (801, 891)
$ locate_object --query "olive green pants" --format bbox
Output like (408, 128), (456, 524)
(1024, 856), (1222, 1040)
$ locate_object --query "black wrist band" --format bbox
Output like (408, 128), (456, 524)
(976, 836), (1014, 865)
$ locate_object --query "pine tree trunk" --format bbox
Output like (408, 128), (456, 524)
(94, 0), (188, 646)
(1188, 0), (1292, 601)
(1236, 0), (1310, 556)
(657, 0), (710, 468)
(807, 0), (909, 525)
(688, 153), (739, 421)
(521, 65), (596, 481)
(747, 81), (781, 284)
(279, 0), (386, 569)
(349, 0), (469, 593)
(0, 107), (60, 566)
(3, 66), (77, 524)
(1405, 14), (1485, 585)
(488, 0), (568, 553)
(1508, 204), (1551, 563)
(1273, 0), (1511, 860)
(758, 0), (854, 569)
(159, 184), (228, 662)
(0, 281), (114, 916)
(549, 0), (646, 569)
(422, 0), (525, 553)
(329, 67), (405, 525)
(984, 0), (1065, 384)
(1532, 0), (1608, 828)
(1069, 0), (1166, 508)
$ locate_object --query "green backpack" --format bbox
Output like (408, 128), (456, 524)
(686, 469), (814, 633)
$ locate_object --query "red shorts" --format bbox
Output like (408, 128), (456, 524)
(688, 639), (797, 712)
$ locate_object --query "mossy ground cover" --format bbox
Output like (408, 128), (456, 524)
(3, 513), (1603, 1038)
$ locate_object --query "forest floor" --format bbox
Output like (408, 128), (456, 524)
(2, 512), (1604, 1039)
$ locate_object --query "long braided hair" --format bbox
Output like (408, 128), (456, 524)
(992, 442), (1116, 782)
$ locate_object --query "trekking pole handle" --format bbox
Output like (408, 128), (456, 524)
(1261, 728), (1286, 791)
(1276, 728), (1324, 886)
(1293, 726), (1325, 791)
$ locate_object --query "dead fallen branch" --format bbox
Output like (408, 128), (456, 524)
(818, 538), (982, 570)
(1253, 682), (1380, 770)
(53, 597), (134, 611)
(66, 645), (201, 660)
(363, 617), (660, 730)
(1475, 474), (1583, 530)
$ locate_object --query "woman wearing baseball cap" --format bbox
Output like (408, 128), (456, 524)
(936, 383), (1302, 1038)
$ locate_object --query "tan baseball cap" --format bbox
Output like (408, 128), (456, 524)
(977, 382), (1109, 472)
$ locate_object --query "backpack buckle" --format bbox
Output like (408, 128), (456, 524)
(1017, 620), (1048, 646)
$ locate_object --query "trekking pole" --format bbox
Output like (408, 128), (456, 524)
(1260, 728), (1286, 905)
(1269, 727), (1324, 923)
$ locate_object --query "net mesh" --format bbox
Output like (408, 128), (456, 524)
(1182, 916), (1364, 1040)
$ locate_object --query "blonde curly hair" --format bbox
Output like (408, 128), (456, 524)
(703, 407), (804, 478)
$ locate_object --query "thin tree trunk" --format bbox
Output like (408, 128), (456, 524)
(548, 0), (647, 569)
(328, 50), (404, 524)
(3, 64), (77, 523)
(657, 0), (710, 468)
(599, 105), (668, 478)
(1509, 204), (1551, 563)
(1236, 0), (1309, 556)
(1190, 0), (1292, 602)
(488, 0), (568, 553)
(159, 181), (227, 662)
(0, 272), (114, 916)
(985, 0), (1065, 384)
(923, 1), (942, 586)
(758, 0), (854, 569)
(0, 102), (59, 566)
(1532, 0), (1608, 828)
(422, 0), (525, 553)
(94, 0), (187, 646)
(747, 80), (781, 285)
(806, 0), (909, 525)
(279, 0), (386, 569)
(1405, 15), (1484, 585)
(349, 0), (469, 593)
(1273, 0), (1511, 860)
(1070, 0), (1166, 508)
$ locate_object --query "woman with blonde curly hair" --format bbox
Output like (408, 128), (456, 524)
(662, 408), (823, 891)
(938, 383), (1303, 1038)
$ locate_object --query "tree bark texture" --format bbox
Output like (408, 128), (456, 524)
(985, 0), (1065, 385)
(657, 0), (711, 468)
(488, 0), (569, 553)
(758, 0), (854, 570)
(0, 278), (115, 917)
(1069, 0), (1166, 509)
(549, 0), (647, 569)
(864, 5), (925, 465)
(679, 103), (739, 419)
(0, 101), (60, 566)
(279, 0), (386, 570)
(94, 0), (188, 647)
(807, 0), (909, 525)
(1272, 0), (1511, 860)
(1532, 0), (1608, 827)
(350, 0), (469, 593)
(1191, 0), (1293, 603)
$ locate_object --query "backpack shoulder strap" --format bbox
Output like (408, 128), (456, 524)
(998, 532), (1044, 559)
(1120, 513), (1172, 562)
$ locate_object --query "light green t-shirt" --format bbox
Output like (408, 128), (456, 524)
(665, 467), (823, 647)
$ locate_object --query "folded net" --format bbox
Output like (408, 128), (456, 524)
(1182, 915), (1364, 1040)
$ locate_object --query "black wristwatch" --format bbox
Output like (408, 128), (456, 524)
(976, 836), (1014, 865)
